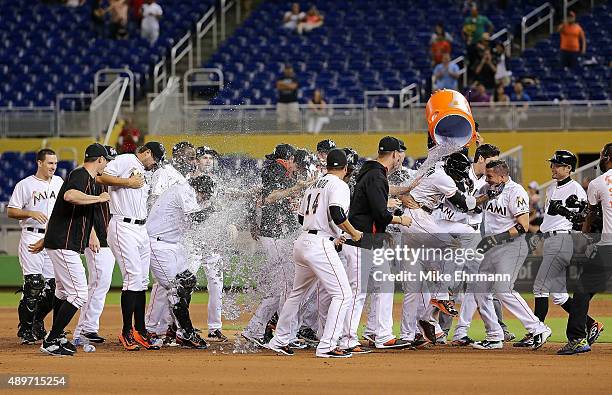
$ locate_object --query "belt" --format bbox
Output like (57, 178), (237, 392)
(26, 227), (45, 234)
(542, 230), (572, 239)
(122, 217), (146, 225)
(307, 229), (335, 242)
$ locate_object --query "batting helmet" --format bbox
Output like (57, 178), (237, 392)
(548, 150), (577, 172)
(316, 139), (337, 153)
(343, 147), (359, 169)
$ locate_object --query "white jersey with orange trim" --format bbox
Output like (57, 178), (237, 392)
(587, 169), (612, 245)
(103, 153), (150, 219)
(479, 177), (530, 234)
(298, 173), (351, 238)
(8, 175), (64, 229)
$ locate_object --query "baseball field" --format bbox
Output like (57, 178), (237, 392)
(1, 291), (611, 394)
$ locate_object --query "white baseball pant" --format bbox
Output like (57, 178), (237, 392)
(243, 236), (294, 340)
(533, 233), (573, 305)
(339, 244), (395, 349)
(18, 230), (54, 279)
(73, 247), (115, 338)
(202, 253), (224, 330)
(107, 218), (150, 291)
(474, 239), (549, 341)
(47, 249), (88, 309)
(269, 233), (352, 353)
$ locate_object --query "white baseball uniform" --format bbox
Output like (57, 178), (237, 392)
(473, 178), (549, 341)
(587, 169), (612, 246)
(268, 173), (352, 354)
(105, 154), (151, 291)
(533, 178), (587, 304)
(8, 175), (64, 279)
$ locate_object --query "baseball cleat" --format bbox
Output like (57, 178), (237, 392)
(472, 340), (503, 350)
(557, 338), (591, 355)
(343, 345), (372, 354)
(410, 335), (431, 349)
(430, 299), (459, 316)
(177, 331), (208, 349)
(435, 333), (448, 345)
(316, 347), (352, 358)
(19, 330), (38, 345)
(376, 338), (414, 349)
(513, 333), (534, 347)
(587, 321), (604, 346)
(241, 333), (265, 348)
(132, 329), (162, 350)
(503, 330), (516, 342)
(266, 344), (294, 356)
(362, 333), (376, 343)
(40, 338), (74, 356)
(82, 332), (106, 344)
(207, 329), (229, 343)
(417, 320), (437, 344)
(451, 336), (474, 346)
(297, 327), (319, 345)
(59, 337), (77, 354)
(288, 340), (308, 349)
(532, 327), (552, 350)
(119, 332), (140, 351)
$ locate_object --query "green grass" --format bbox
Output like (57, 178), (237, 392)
(2, 291), (610, 342)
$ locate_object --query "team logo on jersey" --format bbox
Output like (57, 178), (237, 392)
(485, 201), (507, 216)
(440, 205), (455, 221)
(516, 196), (527, 208)
(32, 190), (56, 205)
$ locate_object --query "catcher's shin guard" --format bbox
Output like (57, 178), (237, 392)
(17, 274), (45, 334)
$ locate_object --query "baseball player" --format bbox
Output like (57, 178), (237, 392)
(98, 141), (165, 351)
(73, 146), (118, 345)
(558, 142), (611, 355)
(471, 159), (551, 350)
(518, 150), (600, 348)
(147, 175), (215, 349)
(267, 149), (363, 357)
(30, 143), (112, 356)
(8, 149), (63, 344)
(315, 139), (336, 176)
(340, 136), (413, 351)
(242, 144), (310, 346)
(145, 142), (197, 342)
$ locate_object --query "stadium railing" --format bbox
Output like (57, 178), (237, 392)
(500, 145), (524, 184)
(89, 77), (129, 143)
(149, 77), (182, 135)
(521, 2), (555, 51)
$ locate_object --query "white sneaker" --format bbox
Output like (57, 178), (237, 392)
(472, 340), (503, 350)
(532, 327), (552, 350)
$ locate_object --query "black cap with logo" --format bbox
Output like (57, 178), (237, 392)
(85, 143), (115, 161)
(196, 146), (220, 158)
(104, 145), (118, 158)
(326, 148), (348, 168)
(144, 141), (166, 163)
(265, 143), (296, 160)
(316, 139), (337, 153)
(378, 136), (406, 152)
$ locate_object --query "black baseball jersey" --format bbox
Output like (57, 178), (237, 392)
(260, 160), (299, 238)
(92, 183), (111, 248)
(44, 167), (97, 253)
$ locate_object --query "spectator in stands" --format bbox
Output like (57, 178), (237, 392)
(276, 65), (299, 130)
(490, 83), (512, 128)
(510, 81), (531, 101)
(462, 5), (493, 45)
(108, 0), (129, 39)
(473, 48), (496, 91)
(282, 3), (305, 31)
(307, 89), (329, 134)
(433, 54), (460, 91)
(558, 11), (586, 69)
(141, 0), (163, 45)
(493, 41), (512, 87)
(297, 6), (324, 34)
(491, 83), (509, 104)
(430, 23), (452, 65)
(469, 82), (490, 102)
(117, 118), (141, 154)
(91, 0), (106, 37)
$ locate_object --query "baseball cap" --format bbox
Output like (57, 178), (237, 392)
(85, 143), (114, 161)
(265, 144), (296, 160)
(172, 141), (194, 156)
(528, 181), (539, 190)
(196, 146), (220, 158)
(378, 136), (406, 152)
(104, 145), (118, 158)
(326, 148), (347, 168)
(316, 139), (337, 153)
(144, 141), (166, 163)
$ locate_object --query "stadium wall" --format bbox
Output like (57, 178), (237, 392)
(145, 130), (611, 185)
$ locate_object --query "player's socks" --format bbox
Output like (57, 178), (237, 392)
(560, 297), (595, 327)
(534, 297), (549, 322)
(121, 290), (136, 334)
(52, 296), (65, 325)
(133, 291), (147, 333)
(47, 301), (78, 340)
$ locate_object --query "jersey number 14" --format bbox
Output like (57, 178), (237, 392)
(305, 193), (320, 215)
